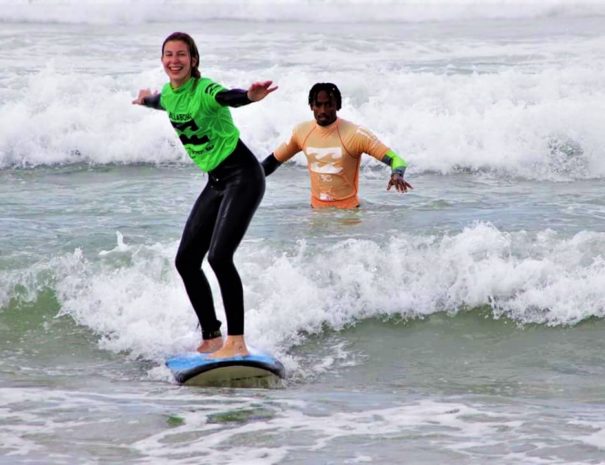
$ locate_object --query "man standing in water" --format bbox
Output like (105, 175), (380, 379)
(262, 82), (412, 208)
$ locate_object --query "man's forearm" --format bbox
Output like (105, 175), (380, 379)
(382, 149), (407, 176)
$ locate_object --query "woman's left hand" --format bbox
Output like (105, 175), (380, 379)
(247, 81), (278, 102)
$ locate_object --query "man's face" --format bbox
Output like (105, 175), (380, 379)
(311, 90), (338, 126)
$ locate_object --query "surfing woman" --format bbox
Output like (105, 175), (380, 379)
(133, 32), (277, 358)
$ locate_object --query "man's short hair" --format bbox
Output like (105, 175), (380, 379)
(308, 83), (342, 110)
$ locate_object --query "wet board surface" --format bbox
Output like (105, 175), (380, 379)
(166, 349), (286, 388)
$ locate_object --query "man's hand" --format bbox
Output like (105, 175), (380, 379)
(387, 173), (413, 193)
(247, 81), (278, 102)
(132, 88), (157, 105)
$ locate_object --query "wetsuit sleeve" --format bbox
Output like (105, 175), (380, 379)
(382, 149), (408, 176)
(215, 89), (252, 107)
(196, 80), (227, 111)
(261, 153), (282, 176)
(141, 93), (164, 110)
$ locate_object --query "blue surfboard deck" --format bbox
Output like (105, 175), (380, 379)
(166, 349), (286, 388)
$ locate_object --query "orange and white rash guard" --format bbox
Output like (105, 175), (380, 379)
(274, 118), (390, 208)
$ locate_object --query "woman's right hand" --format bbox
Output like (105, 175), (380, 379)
(247, 81), (278, 102)
(132, 88), (156, 105)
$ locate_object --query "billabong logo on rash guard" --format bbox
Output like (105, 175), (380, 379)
(306, 146), (343, 174)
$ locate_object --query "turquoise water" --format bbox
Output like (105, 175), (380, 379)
(2, 8), (605, 464)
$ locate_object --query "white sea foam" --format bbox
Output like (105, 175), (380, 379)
(2, 223), (604, 369)
(0, 383), (596, 464)
(0, 65), (184, 167)
(579, 424), (605, 450)
(130, 398), (566, 465)
(1, 0), (603, 25)
(1, 56), (604, 180)
(2, 7), (605, 179)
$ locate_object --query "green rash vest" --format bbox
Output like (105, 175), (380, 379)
(160, 77), (240, 172)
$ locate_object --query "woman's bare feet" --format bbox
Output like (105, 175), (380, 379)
(196, 337), (223, 353)
(208, 335), (249, 358)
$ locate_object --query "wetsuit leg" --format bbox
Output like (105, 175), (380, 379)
(206, 140), (265, 336)
(175, 183), (223, 339)
(175, 139), (265, 338)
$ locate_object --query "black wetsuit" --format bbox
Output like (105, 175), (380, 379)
(143, 88), (265, 338)
(175, 140), (264, 338)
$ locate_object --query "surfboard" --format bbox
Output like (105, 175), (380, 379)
(166, 348), (286, 388)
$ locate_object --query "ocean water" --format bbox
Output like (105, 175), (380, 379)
(2, 1), (605, 464)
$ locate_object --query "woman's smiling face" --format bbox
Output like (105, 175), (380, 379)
(162, 40), (196, 88)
